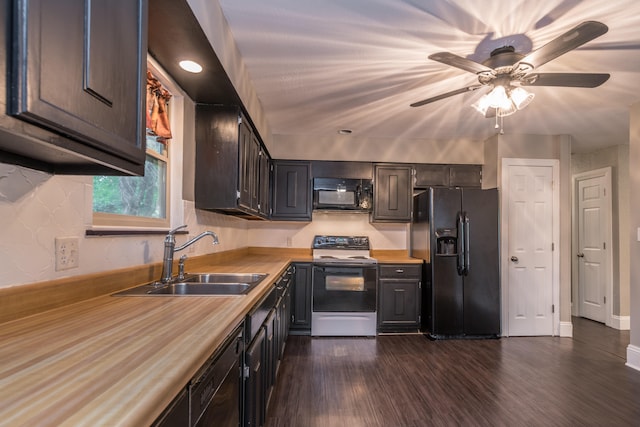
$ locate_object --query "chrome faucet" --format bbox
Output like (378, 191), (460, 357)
(159, 225), (220, 284)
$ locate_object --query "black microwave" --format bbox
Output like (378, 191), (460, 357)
(313, 178), (373, 211)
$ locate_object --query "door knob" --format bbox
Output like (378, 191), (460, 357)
(577, 253), (585, 258)
(510, 256), (518, 262)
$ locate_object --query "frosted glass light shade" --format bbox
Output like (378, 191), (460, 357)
(510, 87), (535, 110)
(472, 94), (491, 115)
(486, 86), (510, 109)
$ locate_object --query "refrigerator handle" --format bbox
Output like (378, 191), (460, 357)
(463, 212), (470, 276)
(457, 212), (465, 275)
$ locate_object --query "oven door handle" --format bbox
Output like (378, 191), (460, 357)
(314, 264), (376, 270)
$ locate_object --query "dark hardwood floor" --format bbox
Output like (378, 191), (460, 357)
(266, 318), (639, 427)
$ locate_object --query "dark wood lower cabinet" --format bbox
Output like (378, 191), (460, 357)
(245, 327), (266, 427)
(290, 263), (312, 334)
(244, 265), (293, 427)
(378, 264), (422, 332)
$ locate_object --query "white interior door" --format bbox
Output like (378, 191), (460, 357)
(503, 161), (557, 336)
(575, 169), (611, 324)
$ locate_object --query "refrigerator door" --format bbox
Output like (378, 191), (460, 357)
(430, 188), (464, 336)
(462, 188), (500, 336)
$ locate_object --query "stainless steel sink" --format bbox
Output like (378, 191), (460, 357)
(113, 273), (268, 296)
(148, 282), (253, 295)
(181, 273), (268, 285)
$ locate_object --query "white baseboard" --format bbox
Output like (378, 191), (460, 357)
(559, 321), (573, 337)
(626, 345), (640, 372)
(610, 315), (631, 330)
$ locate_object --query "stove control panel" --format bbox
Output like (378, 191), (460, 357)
(312, 235), (370, 250)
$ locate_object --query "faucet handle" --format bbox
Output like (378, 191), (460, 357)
(177, 254), (188, 280)
(168, 224), (188, 235)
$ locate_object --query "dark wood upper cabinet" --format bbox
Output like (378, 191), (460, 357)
(414, 164), (449, 188)
(195, 105), (270, 220)
(414, 164), (482, 188)
(1, 0), (147, 175)
(449, 165), (482, 188)
(258, 146), (271, 217)
(372, 164), (413, 222)
(271, 160), (312, 221)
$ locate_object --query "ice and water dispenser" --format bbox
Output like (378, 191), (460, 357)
(435, 228), (457, 255)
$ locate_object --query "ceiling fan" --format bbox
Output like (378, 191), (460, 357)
(410, 21), (611, 118)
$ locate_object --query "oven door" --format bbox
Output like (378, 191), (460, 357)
(312, 265), (377, 312)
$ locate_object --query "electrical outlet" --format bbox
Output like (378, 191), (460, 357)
(286, 237), (292, 247)
(55, 237), (79, 271)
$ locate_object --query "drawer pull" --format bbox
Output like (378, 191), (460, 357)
(395, 269), (404, 273)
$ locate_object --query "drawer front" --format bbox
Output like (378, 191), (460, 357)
(379, 264), (421, 279)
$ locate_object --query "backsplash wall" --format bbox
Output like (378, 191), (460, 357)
(249, 211), (408, 251)
(0, 164), (249, 289)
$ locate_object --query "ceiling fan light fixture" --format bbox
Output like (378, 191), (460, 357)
(496, 100), (517, 117)
(472, 94), (491, 115)
(486, 85), (512, 110)
(510, 87), (535, 110)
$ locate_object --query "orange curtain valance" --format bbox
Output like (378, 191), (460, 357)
(146, 71), (172, 143)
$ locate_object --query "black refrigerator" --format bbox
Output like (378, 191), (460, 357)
(411, 187), (500, 339)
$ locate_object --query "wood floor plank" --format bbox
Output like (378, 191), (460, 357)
(266, 318), (640, 426)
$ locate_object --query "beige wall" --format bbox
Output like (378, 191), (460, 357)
(269, 134), (485, 164)
(484, 134), (572, 335)
(571, 145), (630, 320)
(629, 102), (640, 368)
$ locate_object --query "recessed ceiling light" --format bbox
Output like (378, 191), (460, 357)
(338, 129), (353, 135)
(179, 60), (203, 73)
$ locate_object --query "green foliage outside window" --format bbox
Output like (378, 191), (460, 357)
(93, 136), (167, 219)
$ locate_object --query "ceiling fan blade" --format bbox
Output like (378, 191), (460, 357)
(429, 52), (493, 75)
(522, 73), (610, 87)
(517, 21), (608, 70)
(410, 85), (483, 107)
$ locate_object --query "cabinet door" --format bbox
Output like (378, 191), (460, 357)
(271, 161), (312, 220)
(264, 310), (276, 408)
(245, 328), (266, 427)
(290, 263), (312, 332)
(239, 119), (259, 211)
(449, 165), (482, 188)
(414, 164), (449, 188)
(378, 280), (421, 329)
(373, 164), (412, 222)
(258, 148), (271, 216)
(10, 0), (147, 167)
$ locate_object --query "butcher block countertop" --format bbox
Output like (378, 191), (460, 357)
(0, 248), (420, 426)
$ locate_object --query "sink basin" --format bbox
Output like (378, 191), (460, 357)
(182, 273), (268, 285)
(148, 282), (253, 295)
(113, 273), (268, 296)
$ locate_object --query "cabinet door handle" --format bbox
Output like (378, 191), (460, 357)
(510, 256), (518, 262)
(577, 253), (585, 258)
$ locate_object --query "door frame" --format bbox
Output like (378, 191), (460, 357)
(501, 158), (560, 336)
(571, 167), (613, 327)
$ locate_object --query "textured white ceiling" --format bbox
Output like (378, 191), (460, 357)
(218, 0), (640, 153)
